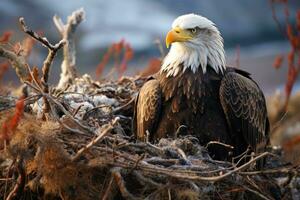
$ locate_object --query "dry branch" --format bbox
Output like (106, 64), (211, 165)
(5, 157), (25, 200)
(72, 117), (119, 161)
(112, 167), (140, 200)
(54, 8), (85, 89)
(0, 46), (28, 82)
(19, 17), (65, 118)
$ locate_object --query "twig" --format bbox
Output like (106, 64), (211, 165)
(54, 84), (70, 97)
(112, 97), (135, 114)
(111, 167), (140, 200)
(19, 17), (65, 118)
(47, 99), (90, 137)
(270, 110), (287, 133)
(174, 125), (187, 138)
(0, 46), (28, 81)
(25, 65), (95, 135)
(239, 167), (293, 175)
(83, 105), (112, 117)
(95, 148), (272, 183)
(6, 156), (25, 200)
(132, 171), (162, 188)
(269, 0), (286, 38)
(0, 94), (41, 112)
(19, 18), (65, 51)
(129, 154), (145, 174)
(3, 159), (16, 200)
(205, 141), (234, 150)
(0, 178), (13, 181)
(71, 117), (119, 161)
(46, 94), (95, 133)
(128, 152), (271, 182)
(72, 104), (83, 117)
(242, 185), (272, 200)
(233, 147), (251, 166)
(101, 176), (114, 200)
(154, 39), (165, 59)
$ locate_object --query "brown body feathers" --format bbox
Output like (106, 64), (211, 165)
(133, 65), (269, 164)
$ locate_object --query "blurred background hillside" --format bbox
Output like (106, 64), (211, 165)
(1, 0), (300, 94)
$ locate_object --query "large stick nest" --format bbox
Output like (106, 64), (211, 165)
(0, 75), (299, 200)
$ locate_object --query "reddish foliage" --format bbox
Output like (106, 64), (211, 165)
(113, 39), (125, 56)
(12, 37), (35, 57)
(22, 37), (35, 58)
(119, 43), (134, 78)
(0, 62), (9, 81)
(13, 42), (22, 55)
(270, 2), (300, 110)
(32, 66), (41, 85)
(26, 66), (41, 85)
(96, 39), (134, 78)
(297, 10), (300, 31)
(0, 97), (25, 146)
(285, 60), (297, 103)
(139, 58), (161, 77)
(273, 55), (284, 69)
(271, 0), (288, 3)
(96, 46), (113, 77)
(0, 31), (13, 43)
(10, 98), (25, 132)
(283, 135), (300, 151)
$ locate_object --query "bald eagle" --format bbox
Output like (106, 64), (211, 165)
(133, 14), (269, 164)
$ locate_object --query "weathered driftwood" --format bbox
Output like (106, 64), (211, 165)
(54, 8), (85, 90)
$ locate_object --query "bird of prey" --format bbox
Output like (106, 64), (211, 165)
(133, 14), (269, 165)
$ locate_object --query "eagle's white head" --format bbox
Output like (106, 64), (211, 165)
(161, 14), (226, 77)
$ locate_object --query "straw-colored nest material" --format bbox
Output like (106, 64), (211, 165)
(0, 75), (299, 200)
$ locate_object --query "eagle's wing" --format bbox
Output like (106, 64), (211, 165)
(219, 71), (269, 153)
(133, 79), (162, 141)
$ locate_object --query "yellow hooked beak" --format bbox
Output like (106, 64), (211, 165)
(165, 27), (193, 48)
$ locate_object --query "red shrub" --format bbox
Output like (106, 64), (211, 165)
(96, 46), (113, 77)
(283, 135), (300, 151)
(119, 43), (134, 78)
(0, 31), (13, 43)
(297, 10), (300, 31)
(0, 97), (25, 146)
(96, 39), (134, 78)
(270, 0), (300, 110)
(273, 55), (284, 69)
(139, 58), (161, 77)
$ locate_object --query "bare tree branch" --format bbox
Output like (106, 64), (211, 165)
(19, 17), (65, 118)
(54, 8), (85, 89)
(0, 46), (29, 82)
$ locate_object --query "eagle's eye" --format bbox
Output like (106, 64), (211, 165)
(190, 28), (197, 34)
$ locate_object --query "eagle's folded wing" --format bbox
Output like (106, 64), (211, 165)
(219, 72), (269, 153)
(133, 79), (162, 141)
